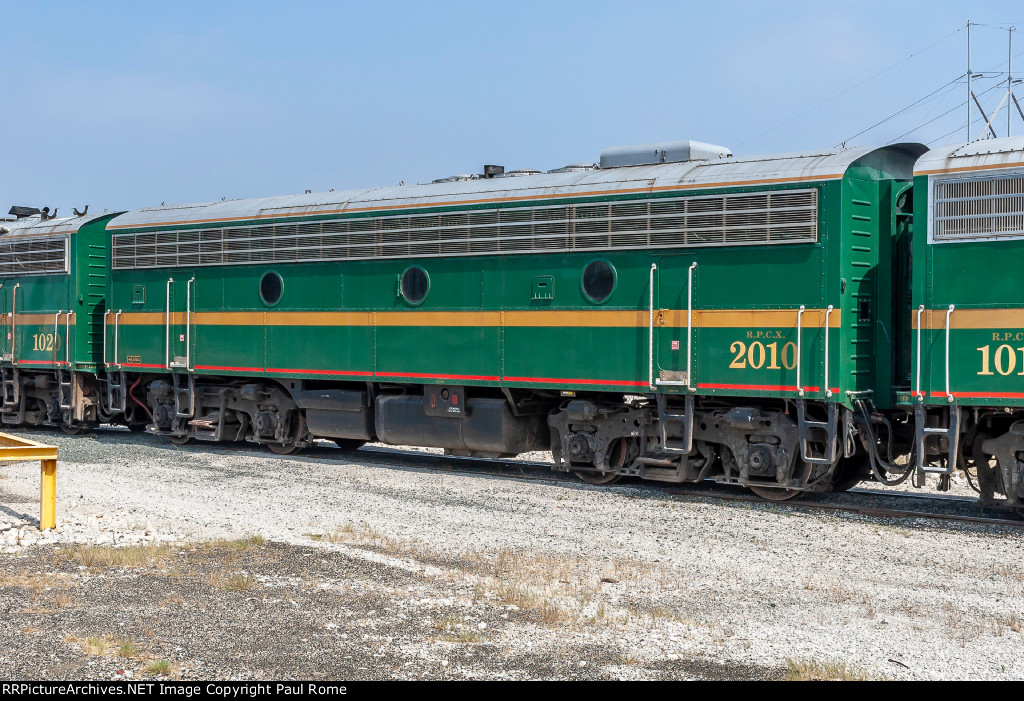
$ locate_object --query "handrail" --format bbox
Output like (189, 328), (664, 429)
(165, 278), (173, 370)
(65, 311), (72, 366)
(53, 312), (61, 365)
(823, 305), (834, 398)
(186, 276), (195, 371)
(686, 262), (697, 391)
(915, 305), (924, 401)
(10, 283), (19, 365)
(648, 263), (656, 389)
(945, 304), (955, 403)
(796, 306), (805, 396)
(114, 310), (123, 368)
(103, 310), (111, 366)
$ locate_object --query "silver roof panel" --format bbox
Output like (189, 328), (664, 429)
(108, 144), (926, 231)
(916, 136), (1024, 175)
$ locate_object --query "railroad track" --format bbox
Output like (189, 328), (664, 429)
(355, 446), (1024, 529)
(40, 426), (1024, 530)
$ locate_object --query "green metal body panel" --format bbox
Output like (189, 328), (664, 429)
(107, 171), (910, 410)
(0, 215), (115, 374)
(912, 171), (1024, 407)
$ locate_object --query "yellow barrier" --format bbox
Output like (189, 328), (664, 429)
(0, 433), (59, 530)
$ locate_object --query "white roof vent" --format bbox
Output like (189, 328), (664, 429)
(432, 174), (480, 184)
(496, 169), (543, 178)
(599, 140), (732, 168)
(548, 162), (599, 174)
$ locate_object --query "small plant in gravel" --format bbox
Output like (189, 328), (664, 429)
(220, 572), (256, 591)
(783, 659), (877, 681)
(212, 535), (265, 550)
(68, 634), (114, 657)
(145, 659), (175, 677)
(67, 544), (176, 569)
(117, 638), (142, 659)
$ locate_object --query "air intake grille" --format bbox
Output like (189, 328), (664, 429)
(111, 189), (818, 269)
(933, 172), (1024, 242)
(0, 235), (69, 276)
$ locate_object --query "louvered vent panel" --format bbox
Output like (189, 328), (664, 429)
(0, 235), (69, 276)
(111, 188), (818, 269)
(934, 173), (1024, 241)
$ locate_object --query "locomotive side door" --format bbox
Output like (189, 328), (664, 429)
(165, 273), (195, 370)
(653, 255), (698, 390)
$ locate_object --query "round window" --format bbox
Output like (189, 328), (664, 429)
(260, 271), (283, 306)
(401, 266), (429, 305)
(581, 260), (616, 303)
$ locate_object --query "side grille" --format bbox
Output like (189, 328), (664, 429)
(111, 188), (819, 270)
(0, 235), (69, 276)
(933, 172), (1024, 242)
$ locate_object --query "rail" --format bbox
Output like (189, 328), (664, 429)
(65, 311), (72, 366)
(916, 305), (925, 401)
(945, 304), (955, 402)
(796, 305), (805, 396)
(824, 305), (834, 398)
(186, 276), (195, 371)
(114, 310), (123, 368)
(648, 264), (656, 389)
(648, 262), (697, 390)
(10, 283), (19, 365)
(165, 278), (173, 370)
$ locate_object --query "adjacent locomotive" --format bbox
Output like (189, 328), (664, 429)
(911, 136), (1024, 510)
(0, 211), (130, 431)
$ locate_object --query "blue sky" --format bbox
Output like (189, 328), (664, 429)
(2, 1), (1022, 213)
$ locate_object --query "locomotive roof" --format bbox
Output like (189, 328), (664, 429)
(0, 212), (111, 238)
(916, 135), (1024, 176)
(108, 143), (925, 231)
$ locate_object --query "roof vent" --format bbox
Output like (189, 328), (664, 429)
(483, 165), (505, 179)
(599, 140), (732, 169)
(432, 174), (481, 184)
(548, 163), (599, 174)
(496, 169), (543, 178)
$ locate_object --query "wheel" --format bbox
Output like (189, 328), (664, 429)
(60, 423), (92, 436)
(574, 470), (622, 485)
(127, 422), (149, 433)
(168, 434), (194, 446)
(267, 441), (302, 455)
(334, 438), (366, 451)
(748, 485), (801, 501)
(831, 453), (871, 492)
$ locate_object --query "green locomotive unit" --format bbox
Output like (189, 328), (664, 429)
(0, 209), (127, 431)
(89, 139), (926, 499)
(910, 135), (1024, 510)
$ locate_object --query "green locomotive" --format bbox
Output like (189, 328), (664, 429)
(911, 135), (1024, 510)
(81, 139), (926, 498)
(0, 209), (126, 431)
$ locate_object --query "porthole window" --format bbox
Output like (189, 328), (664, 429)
(401, 265), (429, 305)
(581, 259), (616, 304)
(260, 271), (283, 306)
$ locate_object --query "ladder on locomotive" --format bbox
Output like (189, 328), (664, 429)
(57, 367), (74, 411)
(106, 371), (127, 414)
(796, 399), (839, 465)
(1, 367), (18, 410)
(173, 372), (195, 419)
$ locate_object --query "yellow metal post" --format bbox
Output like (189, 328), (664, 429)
(40, 459), (57, 531)
(0, 432), (58, 531)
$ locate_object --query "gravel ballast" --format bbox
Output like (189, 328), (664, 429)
(0, 427), (1022, 680)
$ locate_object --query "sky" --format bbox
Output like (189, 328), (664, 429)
(2, 0), (1023, 214)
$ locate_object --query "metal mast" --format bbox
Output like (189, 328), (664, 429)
(967, 20), (973, 142)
